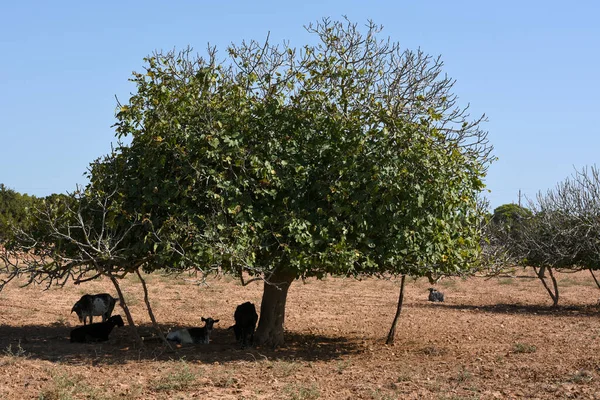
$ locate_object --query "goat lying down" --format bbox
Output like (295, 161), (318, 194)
(70, 315), (124, 343)
(71, 293), (118, 325)
(428, 288), (445, 302)
(167, 317), (219, 345)
(228, 301), (258, 348)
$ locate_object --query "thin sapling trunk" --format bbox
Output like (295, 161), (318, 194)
(108, 274), (143, 346)
(386, 275), (406, 345)
(590, 268), (600, 290)
(136, 269), (172, 349)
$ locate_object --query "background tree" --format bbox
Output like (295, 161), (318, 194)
(491, 203), (532, 226)
(535, 167), (600, 290)
(1, 18), (492, 347)
(488, 167), (600, 306)
(479, 202), (532, 276)
(0, 184), (37, 241)
(0, 183), (176, 346)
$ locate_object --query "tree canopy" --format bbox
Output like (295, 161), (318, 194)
(2, 18), (493, 346)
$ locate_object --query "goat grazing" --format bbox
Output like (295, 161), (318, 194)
(228, 301), (258, 348)
(70, 315), (124, 343)
(71, 293), (118, 325)
(428, 288), (445, 302)
(166, 317), (219, 345)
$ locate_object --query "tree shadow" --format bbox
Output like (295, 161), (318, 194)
(412, 302), (600, 317)
(0, 322), (363, 366)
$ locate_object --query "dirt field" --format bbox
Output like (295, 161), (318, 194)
(0, 269), (599, 399)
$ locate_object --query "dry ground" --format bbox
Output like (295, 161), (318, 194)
(0, 269), (599, 399)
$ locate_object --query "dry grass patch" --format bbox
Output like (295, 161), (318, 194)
(151, 359), (199, 391)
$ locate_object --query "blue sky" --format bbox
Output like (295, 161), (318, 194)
(1, 1), (598, 210)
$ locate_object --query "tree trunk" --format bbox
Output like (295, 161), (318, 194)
(534, 266), (559, 306)
(547, 266), (559, 306)
(136, 269), (172, 349)
(108, 274), (143, 347)
(254, 268), (296, 347)
(386, 275), (406, 345)
(537, 266), (546, 279)
(590, 268), (600, 290)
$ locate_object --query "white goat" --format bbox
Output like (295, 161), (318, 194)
(167, 317), (219, 344)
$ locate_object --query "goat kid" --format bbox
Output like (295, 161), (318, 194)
(228, 301), (258, 348)
(70, 315), (124, 343)
(71, 293), (118, 325)
(167, 317), (219, 345)
(428, 288), (445, 302)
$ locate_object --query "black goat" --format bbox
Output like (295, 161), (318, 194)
(428, 288), (445, 302)
(228, 301), (258, 348)
(167, 317), (219, 344)
(71, 293), (118, 325)
(70, 315), (124, 343)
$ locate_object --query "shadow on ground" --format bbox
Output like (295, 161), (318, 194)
(0, 323), (363, 365)
(413, 302), (600, 317)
